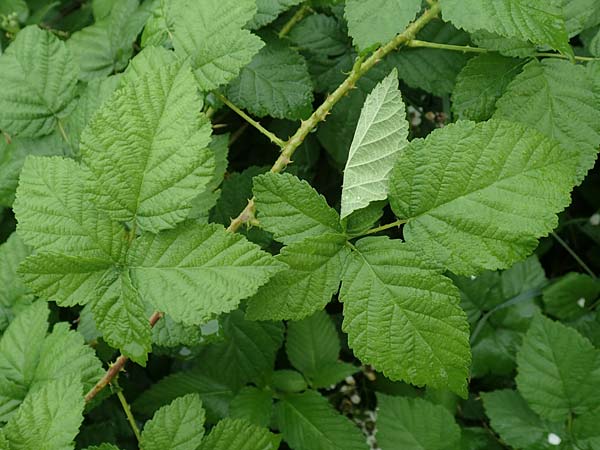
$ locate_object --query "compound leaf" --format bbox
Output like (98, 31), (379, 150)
(341, 69), (408, 219)
(0, 26), (78, 137)
(140, 394), (206, 450)
(340, 237), (470, 396)
(81, 63), (214, 233)
(245, 234), (349, 321)
(389, 120), (578, 275)
(253, 172), (342, 245)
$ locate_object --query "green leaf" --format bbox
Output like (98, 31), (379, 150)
(0, 233), (33, 334)
(344, 0), (421, 50)
(561, 0), (600, 36)
(129, 223), (284, 325)
(140, 394), (205, 450)
(342, 201), (386, 237)
(271, 370), (307, 393)
(288, 14), (349, 57)
(229, 387), (273, 427)
(67, 0), (149, 80)
(14, 156), (126, 260)
(0, 26), (78, 137)
(0, 302), (103, 420)
(250, 0), (303, 29)
(91, 271), (152, 365)
(81, 63), (215, 233)
(494, 59), (600, 184)
(440, 0), (573, 56)
(197, 310), (284, 388)
(120, 46), (178, 87)
(482, 389), (562, 450)
(199, 418), (281, 450)
(573, 409), (600, 450)
(470, 30), (536, 58)
(543, 272), (600, 320)
(286, 310), (348, 387)
(516, 314), (600, 421)
(151, 314), (201, 348)
(452, 54), (524, 122)
(171, 0), (264, 91)
(133, 368), (235, 424)
(253, 172), (342, 245)
(245, 234), (349, 321)
(340, 69), (408, 219)
(340, 237), (470, 396)
(2, 378), (84, 450)
(226, 40), (313, 120)
(389, 120), (578, 275)
(376, 394), (461, 450)
(83, 445), (121, 450)
(274, 390), (368, 450)
(0, 0), (28, 23)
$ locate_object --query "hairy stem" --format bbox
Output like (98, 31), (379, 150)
(214, 92), (286, 148)
(117, 389), (142, 442)
(407, 39), (599, 62)
(84, 311), (163, 403)
(227, 2), (442, 232)
(279, 4), (311, 38)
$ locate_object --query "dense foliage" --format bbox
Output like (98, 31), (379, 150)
(0, 0), (600, 449)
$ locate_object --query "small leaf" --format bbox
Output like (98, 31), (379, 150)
(253, 172), (342, 245)
(229, 387), (273, 427)
(341, 69), (408, 219)
(271, 370), (307, 393)
(543, 272), (600, 320)
(199, 418), (281, 450)
(140, 394), (206, 450)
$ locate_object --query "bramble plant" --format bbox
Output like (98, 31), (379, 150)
(0, 0), (600, 449)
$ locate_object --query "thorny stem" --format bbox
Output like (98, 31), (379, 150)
(278, 4), (312, 38)
(117, 389), (142, 442)
(214, 92), (286, 149)
(227, 2), (443, 232)
(551, 231), (597, 279)
(407, 39), (600, 62)
(84, 311), (163, 403)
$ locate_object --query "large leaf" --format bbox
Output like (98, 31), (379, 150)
(274, 390), (368, 450)
(494, 59), (600, 183)
(389, 120), (578, 274)
(226, 40), (313, 120)
(253, 172), (342, 245)
(344, 0), (421, 50)
(245, 234), (349, 321)
(129, 223), (285, 325)
(140, 394), (206, 450)
(452, 54), (524, 122)
(171, 0), (264, 91)
(516, 314), (600, 421)
(199, 418), (281, 450)
(440, 0), (572, 56)
(0, 26), (78, 137)
(2, 378), (84, 450)
(340, 237), (471, 396)
(80, 63), (214, 233)
(376, 395), (461, 450)
(340, 69), (408, 219)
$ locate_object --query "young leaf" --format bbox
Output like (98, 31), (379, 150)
(274, 390), (368, 450)
(199, 418), (281, 450)
(389, 120), (578, 275)
(80, 63), (215, 233)
(340, 237), (470, 396)
(0, 233), (33, 333)
(171, 0), (264, 91)
(226, 40), (314, 120)
(516, 315), (600, 422)
(344, 0), (421, 50)
(271, 370), (308, 393)
(2, 378), (84, 450)
(376, 395), (461, 450)
(129, 223), (285, 325)
(229, 386), (273, 427)
(494, 59), (600, 183)
(340, 69), (408, 219)
(482, 389), (562, 450)
(253, 172), (342, 245)
(140, 394), (206, 450)
(245, 234), (349, 321)
(440, 0), (573, 57)
(452, 54), (524, 122)
(0, 26), (78, 137)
